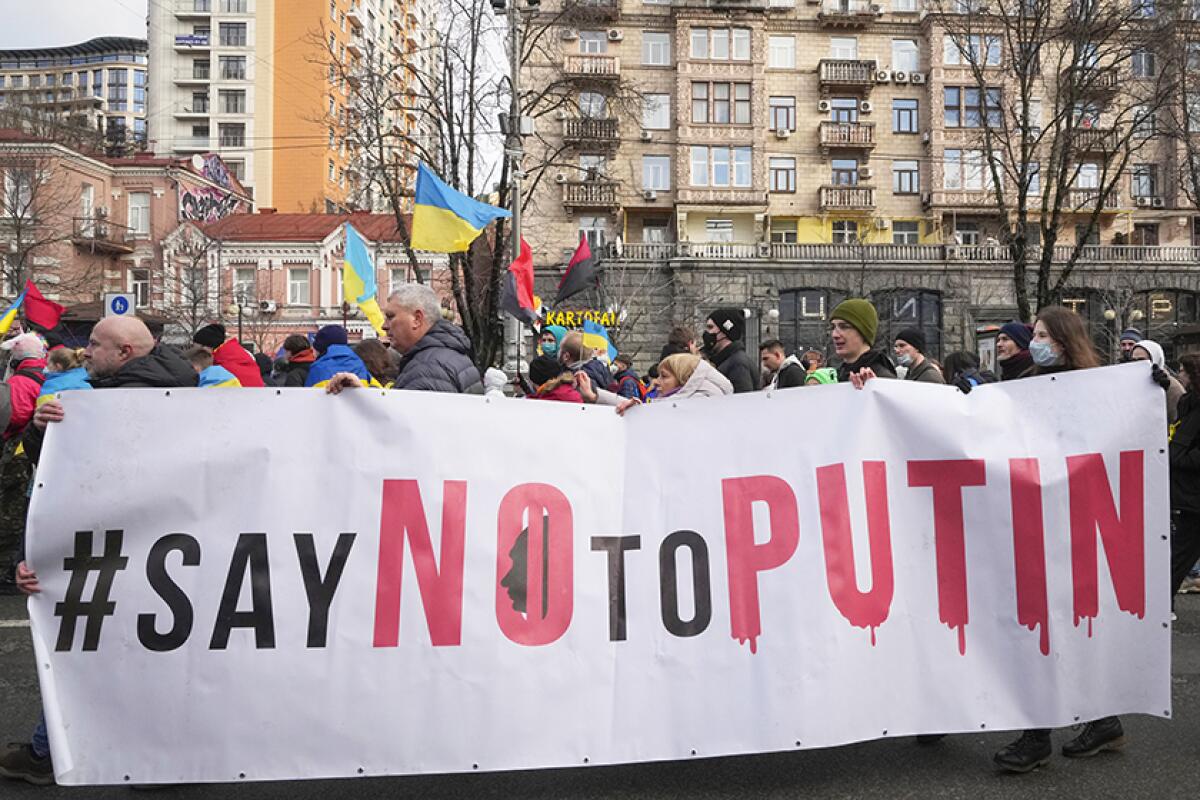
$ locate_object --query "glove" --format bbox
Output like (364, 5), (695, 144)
(952, 375), (973, 394)
(1151, 364), (1171, 391)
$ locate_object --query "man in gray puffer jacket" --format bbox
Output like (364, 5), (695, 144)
(327, 283), (482, 394)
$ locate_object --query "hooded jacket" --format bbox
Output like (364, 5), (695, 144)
(393, 320), (482, 393)
(710, 341), (757, 393)
(903, 357), (945, 384)
(279, 348), (316, 388)
(3, 356), (47, 440)
(212, 338), (264, 388)
(836, 349), (898, 383)
(610, 366), (643, 399)
(769, 355), (807, 390)
(1170, 392), (1200, 512)
(672, 358), (734, 400)
(305, 344), (371, 388)
(1133, 340), (1185, 424)
(38, 367), (93, 407)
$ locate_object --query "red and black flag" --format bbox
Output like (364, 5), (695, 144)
(554, 234), (600, 306)
(499, 237), (539, 326)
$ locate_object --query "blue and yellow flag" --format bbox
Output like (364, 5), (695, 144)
(344, 223), (387, 336)
(411, 162), (512, 253)
(0, 289), (27, 337)
(582, 319), (618, 363)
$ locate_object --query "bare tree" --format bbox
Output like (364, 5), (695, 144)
(929, 0), (1181, 320)
(159, 227), (219, 340)
(1161, 5), (1200, 214)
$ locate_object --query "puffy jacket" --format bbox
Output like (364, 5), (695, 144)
(673, 358), (734, 400)
(3, 357), (47, 440)
(710, 342), (757, 393)
(904, 358), (945, 384)
(610, 367), (643, 399)
(1171, 392), (1200, 512)
(38, 367), (92, 407)
(213, 338), (264, 387)
(393, 320), (482, 393)
(836, 349), (898, 382)
(770, 355), (807, 390)
(279, 348), (316, 388)
(306, 344), (371, 388)
(198, 365), (242, 387)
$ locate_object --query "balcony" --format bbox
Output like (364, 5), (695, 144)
(562, 54), (620, 80)
(175, 0), (212, 16)
(675, 188), (765, 204)
(563, 116), (619, 145)
(1068, 188), (1122, 210)
(819, 121), (876, 152)
(565, 0), (620, 19)
(818, 0), (879, 26)
(174, 66), (211, 83)
(1063, 66), (1119, 96)
(818, 59), (877, 90)
(347, 34), (365, 58)
(174, 102), (209, 118)
(819, 184), (876, 210)
(173, 33), (211, 50)
(71, 217), (135, 255)
(173, 136), (213, 151)
(619, 242), (677, 261)
(685, 242), (761, 259)
(1073, 127), (1118, 153)
(346, 3), (365, 29)
(562, 180), (619, 209)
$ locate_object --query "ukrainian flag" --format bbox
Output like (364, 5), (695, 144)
(0, 289), (26, 336)
(582, 319), (618, 363)
(411, 162), (511, 252)
(344, 223), (387, 335)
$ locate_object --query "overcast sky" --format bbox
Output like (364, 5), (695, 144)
(0, 1), (148, 49)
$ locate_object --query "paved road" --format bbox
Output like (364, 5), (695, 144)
(2, 593), (1198, 799)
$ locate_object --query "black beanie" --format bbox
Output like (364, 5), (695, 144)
(193, 323), (226, 349)
(894, 327), (926, 354)
(707, 308), (745, 342)
(529, 355), (566, 387)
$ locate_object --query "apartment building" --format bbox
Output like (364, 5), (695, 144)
(0, 38), (148, 147)
(147, 0), (436, 212)
(522, 0), (1200, 362)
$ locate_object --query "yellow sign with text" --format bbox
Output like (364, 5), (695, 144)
(545, 310), (618, 328)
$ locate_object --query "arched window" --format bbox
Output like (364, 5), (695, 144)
(777, 288), (847, 357)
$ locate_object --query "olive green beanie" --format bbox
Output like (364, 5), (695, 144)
(830, 298), (879, 346)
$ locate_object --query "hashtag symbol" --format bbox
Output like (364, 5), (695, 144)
(54, 530), (128, 652)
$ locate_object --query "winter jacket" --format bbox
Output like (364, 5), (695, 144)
(212, 338), (264, 388)
(999, 351), (1036, 381)
(198, 365), (242, 387)
(38, 367), (93, 407)
(393, 320), (482, 393)
(1132, 340), (1185, 424)
(3, 357), (47, 440)
(904, 357), (945, 384)
(610, 367), (643, 399)
(529, 376), (584, 403)
(279, 348), (316, 387)
(672, 359), (734, 400)
(569, 358), (612, 397)
(1170, 392), (1200, 512)
(0, 383), (9, 433)
(769, 355), (807, 390)
(710, 342), (757, 393)
(306, 344), (371, 388)
(836, 349), (898, 383)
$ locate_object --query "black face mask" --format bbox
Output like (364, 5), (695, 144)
(701, 331), (718, 353)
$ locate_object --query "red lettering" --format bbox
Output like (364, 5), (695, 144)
(373, 480), (467, 647)
(1068, 451), (1146, 634)
(816, 462), (894, 645)
(722, 476), (800, 654)
(1009, 458), (1050, 655)
(495, 483), (574, 646)
(908, 460), (987, 655)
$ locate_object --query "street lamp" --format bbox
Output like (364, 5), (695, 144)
(226, 289), (248, 343)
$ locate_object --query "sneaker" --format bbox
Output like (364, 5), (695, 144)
(1062, 717), (1126, 758)
(994, 730), (1052, 773)
(1180, 577), (1200, 594)
(0, 743), (54, 786)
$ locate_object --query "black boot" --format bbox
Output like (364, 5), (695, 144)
(994, 729), (1052, 773)
(1062, 716), (1125, 758)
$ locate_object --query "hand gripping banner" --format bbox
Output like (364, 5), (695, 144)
(26, 364), (1171, 785)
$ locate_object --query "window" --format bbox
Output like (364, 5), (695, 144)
(830, 97), (858, 123)
(642, 219), (669, 243)
(331, 0), (337, 19)
(1133, 223), (1160, 246)
(705, 219), (733, 242)
(288, 268), (310, 305)
(219, 56), (246, 79)
(770, 219), (798, 244)
(944, 35), (1001, 66)
(944, 149), (962, 189)
(893, 221), (920, 244)
(1193, 217), (1200, 248)
(219, 123), (245, 146)
(1132, 48), (1156, 78)
(1133, 0), (1156, 17)
(389, 268), (407, 295)
(830, 37), (858, 60)
(128, 191), (150, 235)
(832, 158), (858, 185)
(894, 0), (918, 9)
(893, 160), (919, 194)
(945, 86), (1001, 128)
(832, 220), (859, 244)
(234, 267), (255, 299)
(946, 150), (995, 190)
(690, 146), (708, 186)
(769, 36), (796, 68)
(579, 216), (607, 249)
(226, 160), (245, 181)
(770, 96), (796, 131)
(642, 155), (670, 190)
(1076, 162), (1099, 189)
(328, 160), (335, 181)
(219, 89), (245, 113)
(892, 40), (919, 72)
(579, 31), (608, 54)
(1073, 101), (1100, 128)
(770, 157), (796, 192)
(1025, 161), (1041, 194)
(192, 91), (209, 112)
(642, 32), (671, 65)
(80, 183), (94, 221)
(690, 146), (751, 187)
(955, 221), (980, 245)
(219, 23), (247, 46)
(691, 83), (708, 123)
(579, 154), (607, 178)
(893, 98), (918, 133)
(692, 82), (751, 124)
(643, 93), (669, 129)
(690, 28), (749, 60)
(193, 60), (210, 80)
(579, 91), (607, 118)
(1133, 105), (1156, 137)
(1131, 164), (1158, 197)
(1017, 41), (1041, 72)
(2, 170), (33, 218)
(221, 0), (248, 10)
(131, 269), (150, 308)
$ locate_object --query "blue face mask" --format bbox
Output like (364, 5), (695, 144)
(1029, 340), (1060, 367)
(541, 341), (559, 357)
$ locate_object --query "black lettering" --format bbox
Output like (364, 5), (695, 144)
(590, 535), (641, 641)
(294, 532), (356, 648)
(210, 533), (275, 649)
(137, 534), (200, 652)
(659, 530), (712, 637)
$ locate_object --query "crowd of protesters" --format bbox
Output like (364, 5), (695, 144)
(1, 285), (1198, 784)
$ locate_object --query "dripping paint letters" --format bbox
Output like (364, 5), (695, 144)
(26, 366), (1170, 785)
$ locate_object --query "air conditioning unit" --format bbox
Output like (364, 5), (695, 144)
(876, 69), (892, 83)
(893, 71), (909, 83)
(860, 167), (874, 180)
(871, 3), (884, 12)
(818, 99), (832, 112)
(1136, 196), (1152, 207)
(873, 218), (890, 230)
(554, 172), (568, 183)
(775, 128), (792, 139)
(259, 300), (277, 313)
(607, 29), (623, 41)
(910, 72), (926, 84)
(921, 130), (931, 144)
(1152, 197), (1166, 208)
(860, 100), (874, 113)
(642, 189), (658, 201)
(640, 129), (652, 141)
(560, 29), (578, 40)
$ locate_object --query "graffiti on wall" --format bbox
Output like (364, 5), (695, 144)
(201, 154), (232, 190)
(179, 186), (242, 224)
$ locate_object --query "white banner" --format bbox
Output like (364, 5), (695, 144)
(26, 364), (1171, 785)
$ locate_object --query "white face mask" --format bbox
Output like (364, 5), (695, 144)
(1029, 340), (1060, 367)
(895, 353), (913, 368)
